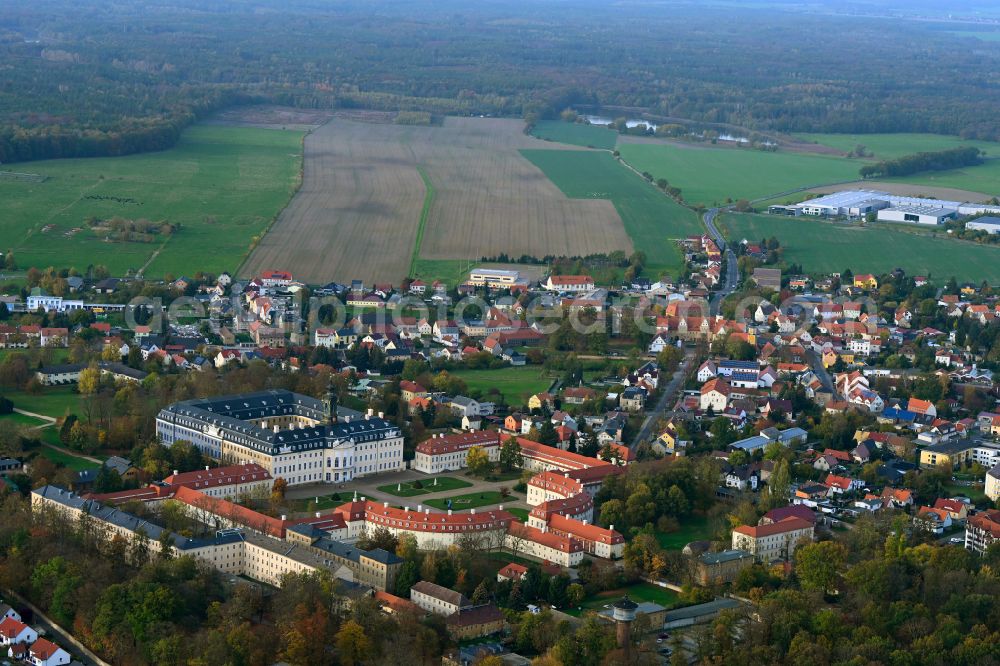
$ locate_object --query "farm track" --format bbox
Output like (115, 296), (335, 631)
(242, 117), (631, 284)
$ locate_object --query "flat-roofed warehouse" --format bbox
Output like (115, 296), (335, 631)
(967, 216), (1000, 234)
(877, 204), (957, 226)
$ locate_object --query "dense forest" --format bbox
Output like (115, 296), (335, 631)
(2, 0), (1000, 162)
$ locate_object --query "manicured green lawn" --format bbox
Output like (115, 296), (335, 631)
(3, 387), (81, 419)
(0, 412), (49, 428)
(36, 449), (100, 471)
(942, 484), (988, 505)
(797, 132), (1000, 161)
(530, 120), (619, 151)
(508, 507), (530, 522)
(719, 212), (1000, 284)
(566, 582), (679, 617)
(1, 124), (303, 277)
(424, 491), (508, 511)
(376, 476), (473, 497)
(520, 150), (702, 277)
(450, 366), (554, 406)
(618, 142), (861, 206)
(654, 514), (716, 550)
(0, 348), (72, 364)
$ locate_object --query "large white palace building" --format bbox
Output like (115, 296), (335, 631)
(155, 386), (404, 486)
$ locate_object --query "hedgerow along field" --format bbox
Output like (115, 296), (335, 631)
(718, 213), (1000, 284)
(530, 120), (619, 151)
(0, 125), (304, 278)
(243, 117), (631, 285)
(519, 149), (703, 278)
(796, 133), (1000, 160)
(616, 140), (862, 206)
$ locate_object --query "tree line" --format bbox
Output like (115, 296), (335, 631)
(859, 146), (983, 179)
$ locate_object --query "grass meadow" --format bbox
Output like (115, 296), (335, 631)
(520, 150), (703, 277)
(1, 125), (304, 278)
(450, 366), (554, 405)
(719, 213), (1000, 284)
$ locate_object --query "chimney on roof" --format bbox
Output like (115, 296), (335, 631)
(499, 505), (503, 511)
(583, 520), (588, 525)
(281, 514), (287, 521)
(361, 496), (365, 501)
(609, 524), (614, 531)
(378, 411), (384, 419)
(205, 466), (210, 471)
(384, 501), (389, 508)
(315, 512), (321, 518)
(471, 509), (476, 515)
(417, 505), (422, 512)
(425, 509), (430, 515)
(448, 509), (452, 515)
(367, 408), (373, 418)
(173, 470), (178, 476)
(404, 506), (409, 512)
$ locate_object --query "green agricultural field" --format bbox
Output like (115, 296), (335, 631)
(885, 160), (1000, 198)
(520, 150), (702, 276)
(3, 386), (81, 419)
(1, 125), (303, 278)
(450, 366), (554, 405)
(797, 133), (1000, 161)
(617, 142), (861, 206)
(376, 476), (473, 497)
(719, 213), (1000, 284)
(424, 491), (508, 511)
(947, 30), (1000, 42)
(530, 120), (619, 151)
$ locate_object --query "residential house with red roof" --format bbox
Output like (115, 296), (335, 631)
(0, 617), (36, 646)
(544, 275), (595, 292)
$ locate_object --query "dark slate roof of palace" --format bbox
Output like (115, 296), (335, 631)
(155, 390), (400, 455)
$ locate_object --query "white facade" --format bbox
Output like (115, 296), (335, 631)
(877, 205), (956, 226)
(25, 294), (84, 313)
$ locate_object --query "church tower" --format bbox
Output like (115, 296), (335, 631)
(324, 378), (338, 426)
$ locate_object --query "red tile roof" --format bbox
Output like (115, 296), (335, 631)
(733, 516), (813, 538)
(415, 431), (500, 456)
(512, 524), (582, 553)
(498, 562), (528, 580)
(547, 513), (624, 545)
(30, 638), (63, 660)
(0, 617), (29, 640)
(163, 463), (272, 490)
(334, 500), (513, 533)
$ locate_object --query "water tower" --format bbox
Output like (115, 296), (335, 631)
(612, 595), (638, 659)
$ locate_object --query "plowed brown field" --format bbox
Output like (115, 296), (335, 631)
(242, 117), (630, 284)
